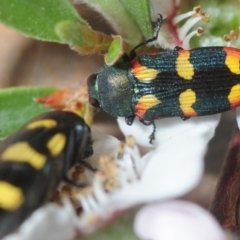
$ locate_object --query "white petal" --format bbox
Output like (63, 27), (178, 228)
(118, 114), (221, 147)
(102, 117), (219, 209)
(235, 108), (240, 128)
(3, 201), (77, 240)
(86, 128), (120, 165)
(134, 200), (227, 240)
(139, 129), (207, 200)
(150, 0), (180, 21)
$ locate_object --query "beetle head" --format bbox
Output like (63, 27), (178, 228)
(87, 63), (134, 117)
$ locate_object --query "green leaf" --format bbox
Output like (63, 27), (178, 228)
(0, 86), (57, 139)
(56, 20), (113, 54)
(80, 0), (143, 47)
(104, 36), (124, 65)
(121, 0), (153, 38)
(0, 0), (85, 42)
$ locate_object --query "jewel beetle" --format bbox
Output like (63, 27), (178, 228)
(0, 110), (93, 238)
(88, 15), (240, 143)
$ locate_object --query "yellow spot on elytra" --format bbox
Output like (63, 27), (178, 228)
(1, 142), (46, 170)
(176, 51), (194, 80)
(228, 84), (240, 108)
(225, 52), (240, 74)
(179, 89), (197, 116)
(47, 133), (66, 157)
(132, 65), (160, 81)
(26, 119), (57, 129)
(135, 95), (161, 118)
(0, 181), (24, 211)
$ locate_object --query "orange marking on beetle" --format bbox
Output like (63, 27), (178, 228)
(228, 84), (240, 108)
(224, 47), (240, 74)
(131, 59), (160, 81)
(135, 95), (161, 118)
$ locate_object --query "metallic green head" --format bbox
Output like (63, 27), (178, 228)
(87, 62), (134, 117)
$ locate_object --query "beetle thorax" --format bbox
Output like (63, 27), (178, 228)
(97, 63), (134, 117)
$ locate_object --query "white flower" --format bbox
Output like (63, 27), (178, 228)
(134, 200), (227, 240)
(150, 2), (210, 49)
(77, 115), (220, 218)
(3, 201), (77, 240)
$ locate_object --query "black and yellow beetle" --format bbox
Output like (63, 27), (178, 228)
(0, 110), (93, 238)
(88, 15), (240, 142)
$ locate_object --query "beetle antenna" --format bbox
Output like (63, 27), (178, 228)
(129, 14), (163, 59)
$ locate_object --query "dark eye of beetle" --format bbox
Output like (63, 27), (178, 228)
(89, 98), (100, 108)
(87, 73), (97, 87)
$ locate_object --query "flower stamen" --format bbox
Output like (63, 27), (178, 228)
(223, 28), (240, 47)
(172, 6), (210, 49)
(182, 27), (204, 49)
(76, 136), (142, 216)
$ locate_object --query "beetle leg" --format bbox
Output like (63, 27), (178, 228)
(63, 175), (87, 188)
(174, 46), (184, 51)
(139, 119), (154, 126)
(63, 160), (97, 188)
(129, 14), (163, 59)
(62, 153), (97, 188)
(181, 116), (190, 121)
(125, 116), (135, 125)
(149, 122), (156, 144)
(79, 160), (97, 172)
(139, 119), (156, 144)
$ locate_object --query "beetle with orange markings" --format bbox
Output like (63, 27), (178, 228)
(88, 16), (240, 142)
